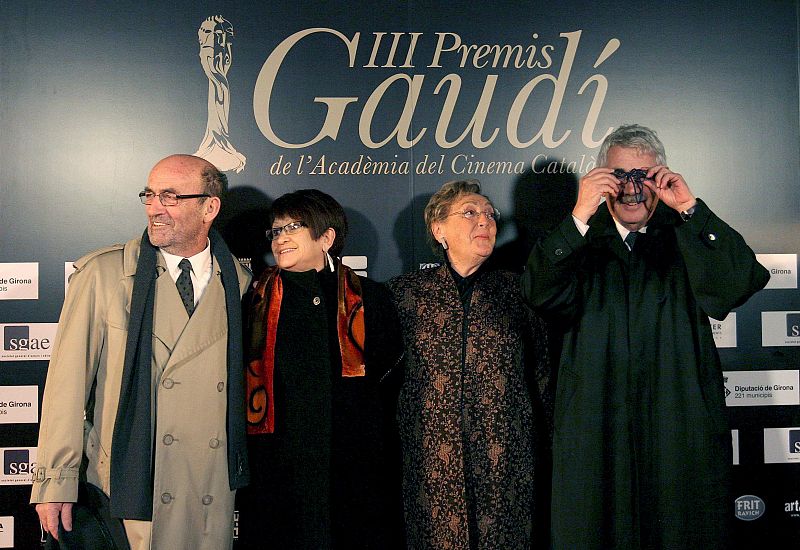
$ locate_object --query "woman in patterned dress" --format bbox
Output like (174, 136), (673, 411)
(388, 180), (552, 549)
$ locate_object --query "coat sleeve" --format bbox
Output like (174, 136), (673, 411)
(363, 279), (405, 388)
(30, 255), (114, 504)
(674, 199), (770, 320)
(521, 214), (590, 325)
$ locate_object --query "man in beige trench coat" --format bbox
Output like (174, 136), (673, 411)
(31, 154), (251, 549)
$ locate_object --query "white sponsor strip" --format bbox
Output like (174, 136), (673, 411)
(0, 263), (38, 300)
(342, 255), (368, 277)
(723, 370), (800, 406)
(0, 447), (37, 485)
(0, 516), (13, 548)
(342, 255), (367, 270)
(763, 427), (800, 464)
(731, 429), (739, 465)
(0, 386), (39, 424)
(762, 311), (800, 347)
(711, 313), (736, 348)
(0, 323), (58, 361)
(757, 254), (798, 289)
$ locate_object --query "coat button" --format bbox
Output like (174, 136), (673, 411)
(554, 248), (564, 256)
(708, 233), (717, 241)
(313, 296), (321, 306)
(217, 382), (225, 392)
(209, 438), (220, 449)
(163, 434), (174, 445)
(161, 493), (172, 504)
(202, 495), (214, 505)
(162, 378), (174, 389)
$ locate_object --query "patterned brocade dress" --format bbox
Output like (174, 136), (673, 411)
(388, 265), (552, 549)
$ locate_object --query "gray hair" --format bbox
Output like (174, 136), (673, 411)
(424, 179), (487, 255)
(597, 124), (667, 167)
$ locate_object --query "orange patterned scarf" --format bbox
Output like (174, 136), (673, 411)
(246, 263), (366, 434)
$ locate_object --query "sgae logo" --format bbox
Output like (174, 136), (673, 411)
(788, 313), (800, 337)
(789, 429), (800, 454)
(3, 448), (33, 475)
(3, 325), (50, 351)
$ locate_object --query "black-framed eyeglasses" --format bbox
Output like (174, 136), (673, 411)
(447, 208), (500, 222)
(266, 221), (308, 241)
(612, 168), (649, 204)
(139, 191), (210, 206)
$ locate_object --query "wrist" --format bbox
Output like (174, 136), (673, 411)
(676, 198), (697, 213)
(572, 207), (591, 225)
(679, 200), (697, 222)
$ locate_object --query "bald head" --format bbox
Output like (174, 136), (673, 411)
(150, 155), (228, 199)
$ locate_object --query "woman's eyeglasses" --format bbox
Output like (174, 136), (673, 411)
(447, 209), (499, 222)
(266, 221), (307, 240)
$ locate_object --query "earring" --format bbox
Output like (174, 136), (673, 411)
(439, 239), (448, 250)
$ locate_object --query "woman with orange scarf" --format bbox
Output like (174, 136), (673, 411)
(235, 189), (404, 549)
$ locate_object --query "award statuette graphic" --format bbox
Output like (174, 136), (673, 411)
(194, 15), (246, 173)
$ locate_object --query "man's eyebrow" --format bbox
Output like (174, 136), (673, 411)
(143, 186), (178, 193)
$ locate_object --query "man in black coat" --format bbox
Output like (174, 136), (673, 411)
(522, 124), (769, 549)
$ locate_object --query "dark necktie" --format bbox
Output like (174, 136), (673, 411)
(624, 231), (638, 252)
(177, 258), (195, 316)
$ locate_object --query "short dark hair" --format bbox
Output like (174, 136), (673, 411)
(271, 189), (348, 257)
(200, 165), (228, 198)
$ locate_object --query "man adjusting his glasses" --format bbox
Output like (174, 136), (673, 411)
(522, 124), (769, 549)
(31, 154), (251, 550)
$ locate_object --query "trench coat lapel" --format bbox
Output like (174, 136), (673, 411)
(152, 262), (188, 354)
(160, 259), (228, 373)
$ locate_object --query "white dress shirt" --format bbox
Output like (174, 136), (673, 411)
(572, 214), (647, 251)
(159, 239), (213, 307)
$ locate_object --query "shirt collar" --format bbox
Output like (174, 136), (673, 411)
(159, 239), (212, 279)
(612, 218), (647, 241)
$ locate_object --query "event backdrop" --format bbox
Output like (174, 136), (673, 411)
(1, 1), (798, 547)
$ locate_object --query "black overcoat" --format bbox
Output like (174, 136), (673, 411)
(522, 199), (769, 549)
(236, 266), (405, 549)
